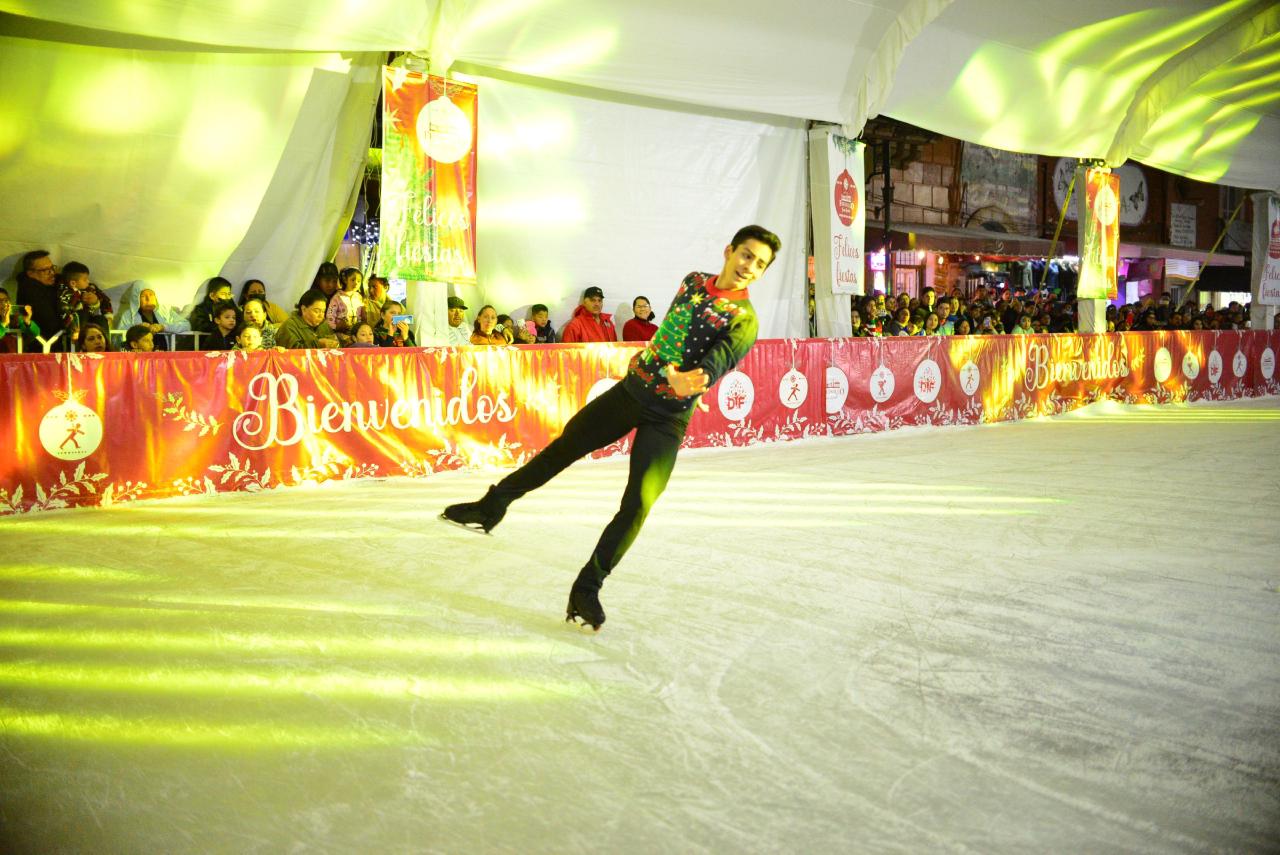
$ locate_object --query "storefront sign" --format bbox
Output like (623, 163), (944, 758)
(1170, 202), (1196, 248)
(813, 133), (865, 296)
(1258, 195), (1280, 306)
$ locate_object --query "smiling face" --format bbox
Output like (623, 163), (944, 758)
(632, 298), (651, 321)
(718, 238), (774, 291)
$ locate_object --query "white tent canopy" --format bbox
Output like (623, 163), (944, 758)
(2, 1), (1276, 331)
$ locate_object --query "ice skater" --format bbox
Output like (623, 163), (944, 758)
(441, 224), (781, 630)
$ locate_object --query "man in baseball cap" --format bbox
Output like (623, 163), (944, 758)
(559, 285), (616, 343)
(446, 295), (470, 346)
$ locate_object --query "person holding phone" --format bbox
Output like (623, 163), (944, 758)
(375, 301), (415, 347)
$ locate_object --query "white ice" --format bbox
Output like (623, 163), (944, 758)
(2, 397), (1278, 853)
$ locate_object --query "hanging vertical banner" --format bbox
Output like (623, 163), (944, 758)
(817, 133), (865, 297)
(1077, 167), (1120, 300)
(1255, 194), (1280, 306)
(380, 68), (478, 284)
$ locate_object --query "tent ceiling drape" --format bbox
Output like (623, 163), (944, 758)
(1, 0), (1275, 323)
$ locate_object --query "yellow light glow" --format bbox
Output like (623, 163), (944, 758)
(70, 61), (170, 135)
(0, 662), (579, 701)
(0, 706), (428, 748)
(0, 565), (152, 583)
(509, 28), (619, 77)
(0, 627), (571, 658)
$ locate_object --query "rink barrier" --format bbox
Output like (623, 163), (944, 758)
(2, 330), (1278, 513)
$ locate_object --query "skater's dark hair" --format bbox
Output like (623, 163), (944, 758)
(730, 225), (781, 267)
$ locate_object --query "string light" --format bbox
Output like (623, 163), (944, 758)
(345, 218), (381, 245)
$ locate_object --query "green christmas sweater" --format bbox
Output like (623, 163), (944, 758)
(621, 272), (758, 415)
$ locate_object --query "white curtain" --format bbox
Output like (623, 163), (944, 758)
(0, 30), (380, 312)
(471, 72), (809, 339)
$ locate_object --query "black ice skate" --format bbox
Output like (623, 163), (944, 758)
(565, 567), (605, 631)
(438, 486), (507, 534)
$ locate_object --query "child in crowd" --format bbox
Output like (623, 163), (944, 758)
(529, 303), (555, 343)
(236, 324), (264, 352)
(124, 324), (154, 352)
(205, 301), (240, 350)
(349, 321), (377, 348)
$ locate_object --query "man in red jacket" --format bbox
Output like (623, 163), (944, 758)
(558, 286), (617, 342)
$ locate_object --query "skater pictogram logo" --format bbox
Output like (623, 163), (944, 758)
(869, 365), (895, 404)
(1181, 351), (1200, 381)
(959, 360), (981, 397)
(778, 369), (808, 410)
(1232, 351), (1248, 379)
(39, 394), (103, 461)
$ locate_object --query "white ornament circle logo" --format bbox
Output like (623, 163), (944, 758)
(824, 366), (849, 414)
(1207, 350), (1223, 385)
(1181, 351), (1200, 381)
(416, 96), (473, 164)
(913, 359), (943, 404)
(1232, 350), (1247, 378)
(40, 399), (103, 461)
(778, 369), (808, 410)
(1153, 347), (1173, 383)
(959, 360), (981, 397)
(1261, 347), (1275, 380)
(717, 371), (755, 422)
(586, 378), (617, 405)
(869, 365), (895, 403)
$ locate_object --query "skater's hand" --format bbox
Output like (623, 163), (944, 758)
(664, 363), (708, 397)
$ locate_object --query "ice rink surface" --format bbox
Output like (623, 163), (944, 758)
(2, 397), (1278, 853)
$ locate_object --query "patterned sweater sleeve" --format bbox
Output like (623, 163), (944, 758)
(693, 308), (758, 388)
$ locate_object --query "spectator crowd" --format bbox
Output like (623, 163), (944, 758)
(0, 249), (1262, 355)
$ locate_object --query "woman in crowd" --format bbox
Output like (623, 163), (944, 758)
(239, 298), (279, 348)
(124, 324), (154, 353)
(239, 279), (289, 325)
(276, 289), (339, 349)
(470, 304), (506, 346)
(116, 283), (191, 351)
(919, 312), (941, 336)
(72, 282), (112, 345)
(850, 307), (874, 337)
(204, 302), (241, 350)
(363, 275), (390, 324)
(374, 301), (415, 347)
(886, 306), (911, 336)
(326, 267), (365, 344)
(79, 322), (111, 353)
(954, 317), (972, 335)
(622, 296), (659, 342)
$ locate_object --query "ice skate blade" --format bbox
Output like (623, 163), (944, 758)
(565, 614), (602, 633)
(437, 512), (492, 535)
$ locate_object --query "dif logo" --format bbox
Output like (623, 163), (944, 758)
(833, 169), (859, 227)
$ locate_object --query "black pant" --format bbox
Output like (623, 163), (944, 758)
(493, 381), (688, 581)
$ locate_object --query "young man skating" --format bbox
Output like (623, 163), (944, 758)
(441, 225), (782, 630)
